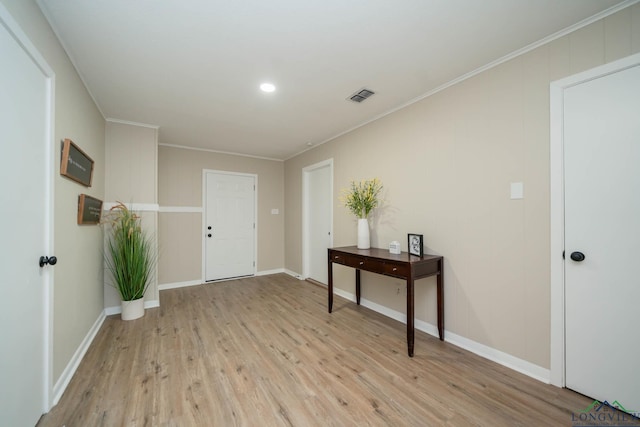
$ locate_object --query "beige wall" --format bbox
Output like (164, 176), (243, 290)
(158, 145), (284, 284)
(1, 0), (106, 382)
(285, 4), (640, 370)
(105, 121), (158, 204)
(104, 121), (159, 308)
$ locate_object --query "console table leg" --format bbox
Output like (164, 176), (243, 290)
(437, 260), (444, 340)
(356, 269), (361, 305)
(328, 259), (333, 313)
(407, 277), (415, 357)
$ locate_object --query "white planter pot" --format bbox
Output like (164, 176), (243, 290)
(357, 218), (370, 249)
(121, 297), (144, 321)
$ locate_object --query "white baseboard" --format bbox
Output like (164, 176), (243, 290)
(332, 288), (550, 384)
(104, 299), (160, 316)
(256, 268), (285, 276)
(53, 310), (106, 405)
(158, 279), (203, 291)
(284, 269), (304, 280)
(445, 332), (550, 383)
(159, 271), (286, 290)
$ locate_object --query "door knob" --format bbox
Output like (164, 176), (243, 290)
(207, 234), (212, 238)
(570, 251), (585, 262)
(39, 256), (57, 267)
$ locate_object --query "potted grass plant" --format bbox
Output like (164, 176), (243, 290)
(103, 202), (155, 320)
(340, 178), (383, 249)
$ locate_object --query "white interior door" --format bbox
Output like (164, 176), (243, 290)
(0, 8), (53, 425)
(564, 64), (640, 409)
(303, 160), (333, 284)
(205, 171), (256, 281)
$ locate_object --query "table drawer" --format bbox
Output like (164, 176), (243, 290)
(330, 253), (364, 269)
(331, 252), (385, 274)
(330, 252), (348, 265)
(383, 262), (409, 278)
(359, 257), (385, 274)
(346, 255), (385, 274)
(344, 254), (365, 269)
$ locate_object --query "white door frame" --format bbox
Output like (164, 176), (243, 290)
(0, 3), (56, 411)
(549, 52), (640, 387)
(201, 169), (258, 281)
(302, 159), (333, 279)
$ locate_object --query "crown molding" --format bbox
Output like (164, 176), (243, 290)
(159, 143), (283, 162)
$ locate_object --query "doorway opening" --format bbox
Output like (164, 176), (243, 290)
(302, 159), (333, 284)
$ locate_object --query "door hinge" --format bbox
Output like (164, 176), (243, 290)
(253, 261), (255, 267)
(562, 250), (565, 259)
(254, 223), (256, 229)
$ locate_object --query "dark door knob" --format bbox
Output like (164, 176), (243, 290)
(39, 256), (57, 267)
(207, 226), (212, 230)
(570, 251), (585, 262)
(207, 234), (212, 238)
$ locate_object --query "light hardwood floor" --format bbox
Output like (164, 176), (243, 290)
(37, 274), (621, 426)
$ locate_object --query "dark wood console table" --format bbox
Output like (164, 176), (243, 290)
(327, 246), (444, 357)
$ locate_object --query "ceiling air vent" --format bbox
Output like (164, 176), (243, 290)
(348, 88), (375, 103)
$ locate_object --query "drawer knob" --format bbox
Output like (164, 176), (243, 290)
(334, 256), (339, 259)
(359, 261), (364, 265)
(393, 267), (397, 271)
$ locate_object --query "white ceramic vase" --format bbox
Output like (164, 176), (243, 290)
(357, 218), (370, 249)
(121, 297), (144, 321)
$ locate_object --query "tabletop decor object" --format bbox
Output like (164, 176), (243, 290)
(341, 178), (383, 249)
(408, 233), (424, 257)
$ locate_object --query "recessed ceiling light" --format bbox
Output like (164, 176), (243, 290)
(260, 82), (276, 93)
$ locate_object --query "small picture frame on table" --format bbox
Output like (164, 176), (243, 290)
(408, 233), (423, 257)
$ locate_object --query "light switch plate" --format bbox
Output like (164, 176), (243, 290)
(510, 182), (524, 199)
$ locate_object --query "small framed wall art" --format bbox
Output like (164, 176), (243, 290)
(77, 194), (103, 225)
(60, 138), (94, 187)
(408, 233), (423, 257)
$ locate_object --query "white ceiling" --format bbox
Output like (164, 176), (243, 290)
(38, 0), (626, 160)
